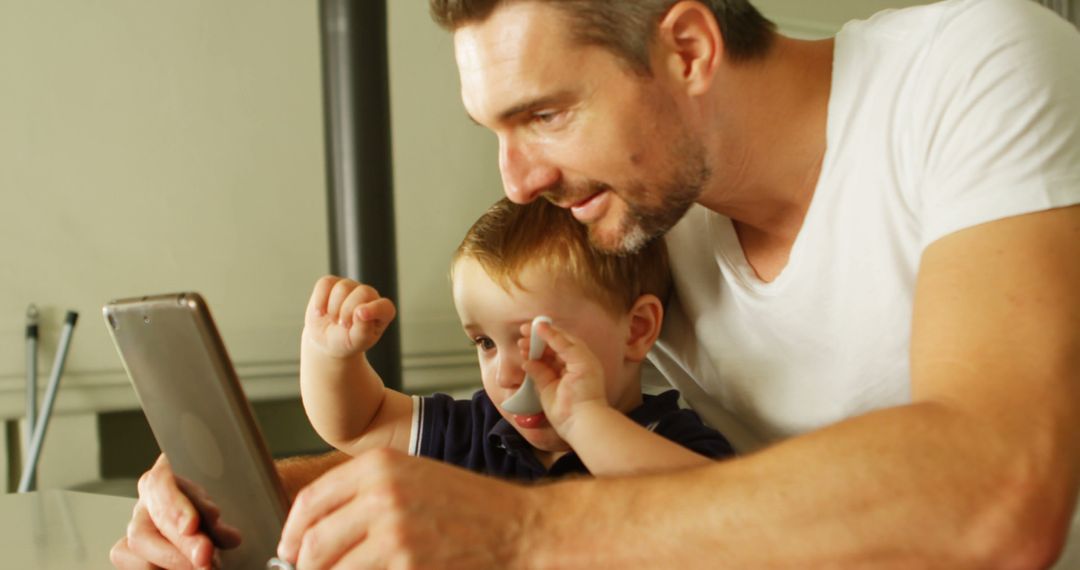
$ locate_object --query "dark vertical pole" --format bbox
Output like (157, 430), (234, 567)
(318, 0), (401, 391)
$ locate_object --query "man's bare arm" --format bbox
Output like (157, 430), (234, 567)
(274, 207), (1078, 568)
(276, 450), (351, 502)
(525, 206), (1080, 567)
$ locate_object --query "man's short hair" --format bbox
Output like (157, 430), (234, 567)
(430, 0), (775, 73)
(452, 197), (671, 316)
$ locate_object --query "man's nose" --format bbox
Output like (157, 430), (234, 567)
(499, 137), (560, 204)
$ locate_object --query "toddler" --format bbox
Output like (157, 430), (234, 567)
(300, 198), (732, 479)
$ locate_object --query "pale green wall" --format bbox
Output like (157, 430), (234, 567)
(0, 1), (500, 402)
(757, 0), (936, 37)
(0, 1), (327, 395)
(0, 0), (499, 490)
(387, 1), (503, 356)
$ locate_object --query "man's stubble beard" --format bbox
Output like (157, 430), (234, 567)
(596, 134), (711, 255)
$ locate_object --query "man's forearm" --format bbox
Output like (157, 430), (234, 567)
(275, 450), (350, 502)
(528, 402), (1074, 568)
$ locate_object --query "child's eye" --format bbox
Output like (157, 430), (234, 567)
(472, 336), (495, 351)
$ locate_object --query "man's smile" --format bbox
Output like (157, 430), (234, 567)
(569, 189), (611, 223)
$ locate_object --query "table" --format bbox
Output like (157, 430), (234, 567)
(0, 490), (134, 569)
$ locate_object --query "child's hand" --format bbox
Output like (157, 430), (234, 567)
(303, 276), (396, 360)
(519, 320), (610, 438)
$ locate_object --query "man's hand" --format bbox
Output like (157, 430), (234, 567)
(110, 455), (238, 570)
(303, 276), (397, 360)
(519, 320), (610, 438)
(276, 448), (535, 569)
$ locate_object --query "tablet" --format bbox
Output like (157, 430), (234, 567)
(104, 292), (291, 569)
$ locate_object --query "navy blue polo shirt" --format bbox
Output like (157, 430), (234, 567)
(408, 389), (734, 481)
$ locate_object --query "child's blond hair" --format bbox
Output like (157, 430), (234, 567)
(452, 197), (671, 316)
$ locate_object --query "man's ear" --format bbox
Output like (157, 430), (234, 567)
(625, 294), (665, 362)
(654, 1), (722, 97)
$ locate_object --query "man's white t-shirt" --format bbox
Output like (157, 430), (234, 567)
(649, 0), (1080, 454)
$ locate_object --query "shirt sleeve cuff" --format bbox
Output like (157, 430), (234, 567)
(407, 395), (423, 456)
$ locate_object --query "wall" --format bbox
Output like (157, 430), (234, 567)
(756, 0), (934, 37)
(0, 2), (327, 418)
(386, 0), (504, 363)
(0, 0), (499, 490)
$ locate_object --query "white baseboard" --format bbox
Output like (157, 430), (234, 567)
(0, 349), (481, 422)
(0, 349), (481, 492)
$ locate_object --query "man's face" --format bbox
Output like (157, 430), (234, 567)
(454, 3), (710, 253)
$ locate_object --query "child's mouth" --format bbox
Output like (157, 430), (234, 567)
(512, 413), (548, 429)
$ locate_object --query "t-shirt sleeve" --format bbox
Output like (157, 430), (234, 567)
(410, 391), (493, 469)
(916, 0), (1080, 249)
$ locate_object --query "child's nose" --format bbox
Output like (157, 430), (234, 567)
(495, 354), (524, 389)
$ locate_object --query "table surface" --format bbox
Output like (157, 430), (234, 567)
(0, 490), (135, 569)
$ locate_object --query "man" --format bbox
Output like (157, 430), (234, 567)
(113, 0), (1080, 568)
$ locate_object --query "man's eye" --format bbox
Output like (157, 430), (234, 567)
(532, 110), (562, 125)
(473, 337), (495, 351)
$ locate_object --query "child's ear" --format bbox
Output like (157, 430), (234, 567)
(625, 294), (665, 362)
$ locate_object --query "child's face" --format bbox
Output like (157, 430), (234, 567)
(452, 257), (643, 456)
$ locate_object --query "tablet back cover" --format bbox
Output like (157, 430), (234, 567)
(104, 292), (288, 568)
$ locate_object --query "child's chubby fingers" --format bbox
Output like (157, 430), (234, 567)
(326, 278), (368, 321)
(307, 275), (344, 319)
(532, 321), (587, 363)
(533, 322), (603, 379)
(521, 358), (560, 392)
(348, 298), (397, 350)
(518, 327), (562, 374)
(356, 297), (396, 325)
(338, 284), (383, 328)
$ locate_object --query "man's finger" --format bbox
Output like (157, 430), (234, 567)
(294, 496), (374, 570)
(324, 535), (387, 570)
(140, 458), (198, 542)
(174, 476), (220, 524)
(170, 474), (245, 550)
(277, 461), (362, 562)
(109, 536), (155, 570)
(208, 520), (244, 550)
(137, 456), (216, 568)
(125, 502), (203, 570)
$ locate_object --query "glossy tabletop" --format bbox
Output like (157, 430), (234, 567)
(0, 490), (134, 569)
